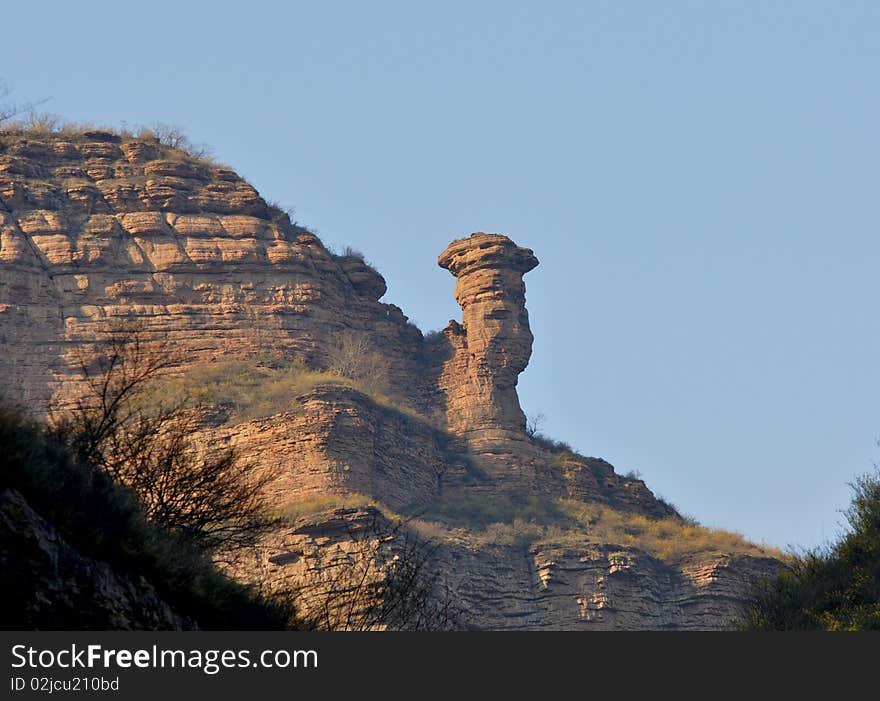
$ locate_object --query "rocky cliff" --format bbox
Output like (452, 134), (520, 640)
(0, 129), (421, 410)
(0, 128), (779, 630)
(0, 488), (193, 630)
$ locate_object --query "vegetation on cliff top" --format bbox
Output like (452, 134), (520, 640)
(149, 335), (427, 425)
(410, 488), (779, 564)
(0, 106), (215, 162)
(277, 485), (780, 567)
(741, 470), (880, 630)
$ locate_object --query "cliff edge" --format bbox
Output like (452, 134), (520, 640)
(0, 128), (780, 629)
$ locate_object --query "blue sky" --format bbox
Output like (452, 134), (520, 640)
(3, 1), (878, 549)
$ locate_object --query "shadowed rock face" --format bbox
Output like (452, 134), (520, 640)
(0, 489), (193, 630)
(438, 233), (539, 452)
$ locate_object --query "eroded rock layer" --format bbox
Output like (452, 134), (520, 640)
(207, 385), (450, 513)
(437, 233), (538, 452)
(0, 130), (779, 630)
(226, 508), (779, 631)
(0, 130), (420, 410)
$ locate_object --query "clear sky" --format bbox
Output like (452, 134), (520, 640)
(3, 1), (878, 550)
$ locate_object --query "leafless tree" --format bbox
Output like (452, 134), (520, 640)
(292, 513), (463, 631)
(50, 323), (277, 552)
(525, 412), (546, 438)
(324, 329), (391, 394)
(52, 324), (177, 464)
(150, 123), (212, 160)
(0, 80), (50, 126)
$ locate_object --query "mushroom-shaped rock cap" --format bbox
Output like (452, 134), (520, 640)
(438, 233), (538, 277)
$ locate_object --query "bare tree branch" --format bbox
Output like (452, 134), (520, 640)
(49, 322), (278, 552)
(290, 512), (463, 631)
(324, 329), (391, 395)
(0, 81), (51, 125)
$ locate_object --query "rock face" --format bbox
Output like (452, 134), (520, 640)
(210, 385), (450, 513)
(226, 508), (779, 631)
(0, 130), (421, 411)
(0, 488), (192, 630)
(1, 129), (779, 630)
(437, 233), (538, 452)
(436, 540), (779, 630)
(222, 507), (433, 631)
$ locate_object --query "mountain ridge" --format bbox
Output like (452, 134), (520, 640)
(0, 126), (780, 629)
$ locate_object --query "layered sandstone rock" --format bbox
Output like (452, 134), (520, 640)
(225, 506), (779, 631)
(207, 385), (450, 513)
(432, 233), (669, 511)
(437, 233), (538, 452)
(0, 130), (421, 411)
(1, 130), (779, 630)
(221, 507), (436, 630)
(434, 539), (780, 630)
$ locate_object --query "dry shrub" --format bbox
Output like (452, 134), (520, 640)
(50, 323), (277, 553)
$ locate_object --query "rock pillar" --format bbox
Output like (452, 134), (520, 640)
(437, 233), (538, 451)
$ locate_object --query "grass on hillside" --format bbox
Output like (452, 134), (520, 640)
(556, 499), (780, 563)
(414, 488), (780, 565)
(276, 492), (387, 521)
(0, 402), (290, 629)
(147, 358), (425, 424)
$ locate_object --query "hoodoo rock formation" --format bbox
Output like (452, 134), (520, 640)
(0, 128), (781, 630)
(437, 233), (538, 452)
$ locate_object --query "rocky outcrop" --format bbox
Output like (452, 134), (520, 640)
(222, 507), (404, 630)
(437, 233), (538, 452)
(0, 130), (780, 630)
(0, 488), (193, 630)
(227, 506), (779, 631)
(432, 233), (669, 512)
(0, 130), (421, 411)
(435, 539), (779, 630)
(208, 385), (452, 513)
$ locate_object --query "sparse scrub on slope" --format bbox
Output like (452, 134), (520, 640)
(741, 470), (880, 630)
